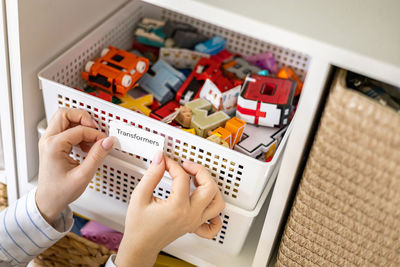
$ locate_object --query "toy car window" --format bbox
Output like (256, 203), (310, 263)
(112, 54), (124, 62)
(89, 74), (111, 88)
(260, 83), (276, 96)
(106, 62), (123, 71)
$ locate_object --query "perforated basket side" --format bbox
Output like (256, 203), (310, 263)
(42, 81), (270, 211)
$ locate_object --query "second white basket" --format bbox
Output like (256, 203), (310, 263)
(71, 147), (278, 255)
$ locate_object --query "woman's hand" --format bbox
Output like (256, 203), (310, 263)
(115, 152), (225, 267)
(36, 108), (114, 223)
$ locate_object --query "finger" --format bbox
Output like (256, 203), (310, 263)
(70, 136), (114, 181)
(45, 108), (98, 137)
(133, 151), (165, 204)
(183, 161), (217, 210)
(53, 125), (106, 153)
(165, 157), (190, 202)
(190, 185), (217, 213)
(79, 142), (94, 152)
(182, 161), (215, 188)
(193, 216), (222, 239)
(202, 190), (225, 222)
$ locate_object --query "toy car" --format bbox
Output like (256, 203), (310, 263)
(194, 36), (226, 55)
(135, 18), (207, 49)
(82, 46), (149, 95)
(140, 59), (186, 104)
(135, 18), (166, 47)
(163, 20), (207, 49)
(222, 56), (261, 79)
(236, 75), (296, 127)
(176, 57), (242, 105)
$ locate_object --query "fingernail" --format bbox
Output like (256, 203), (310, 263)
(92, 119), (99, 128)
(102, 136), (114, 150)
(152, 150), (163, 165)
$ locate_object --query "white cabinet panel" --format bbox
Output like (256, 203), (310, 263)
(0, 0), (17, 203)
(6, 0), (128, 195)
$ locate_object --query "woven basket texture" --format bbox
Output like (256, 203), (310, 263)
(0, 182), (7, 210)
(276, 70), (400, 267)
(34, 232), (115, 267)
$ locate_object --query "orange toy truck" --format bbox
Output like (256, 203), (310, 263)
(82, 46), (149, 95)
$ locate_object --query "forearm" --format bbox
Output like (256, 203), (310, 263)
(0, 188), (73, 266)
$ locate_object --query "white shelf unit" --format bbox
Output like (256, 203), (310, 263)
(4, 0), (400, 266)
(0, 171), (6, 186)
(0, 0), (18, 203)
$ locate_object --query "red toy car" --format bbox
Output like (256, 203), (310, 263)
(176, 57), (242, 104)
(82, 46), (149, 95)
(236, 75), (296, 127)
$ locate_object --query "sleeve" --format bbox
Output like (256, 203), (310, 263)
(105, 254), (117, 267)
(0, 188), (74, 266)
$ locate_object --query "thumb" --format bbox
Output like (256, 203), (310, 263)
(132, 151), (165, 204)
(73, 136), (114, 180)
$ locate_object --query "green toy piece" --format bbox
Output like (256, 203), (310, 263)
(185, 98), (230, 137)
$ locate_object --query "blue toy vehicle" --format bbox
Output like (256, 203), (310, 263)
(195, 36), (226, 55)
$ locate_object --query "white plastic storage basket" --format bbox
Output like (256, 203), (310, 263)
(71, 147), (279, 255)
(38, 0), (310, 211)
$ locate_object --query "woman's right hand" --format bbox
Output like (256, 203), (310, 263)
(115, 152), (225, 267)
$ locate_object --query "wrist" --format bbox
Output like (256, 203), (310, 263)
(35, 189), (64, 224)
(115, 237), (159, 267)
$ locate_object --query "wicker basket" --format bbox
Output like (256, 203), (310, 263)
(33, 232), (195, 267)
(34, 232), (115, 267)
(0, 182), (7, 210)
(276, 70), (400, 266)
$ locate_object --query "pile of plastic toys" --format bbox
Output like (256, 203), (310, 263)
(77, 18), (305, 163)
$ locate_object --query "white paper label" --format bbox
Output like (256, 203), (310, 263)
(109, 120), (165, 160)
